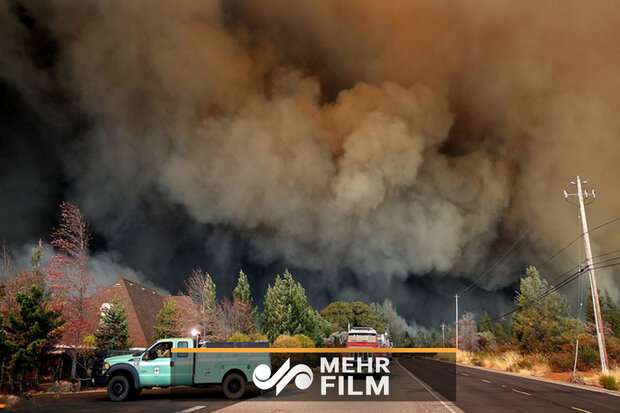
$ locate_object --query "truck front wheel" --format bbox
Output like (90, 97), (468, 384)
(108, 375), (131, 401)
(223, 373), (246, 399)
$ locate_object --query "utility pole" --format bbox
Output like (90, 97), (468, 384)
(455, 294), (459, 350)
(441, 323), (446, 347)
(564, 175), (609, 373)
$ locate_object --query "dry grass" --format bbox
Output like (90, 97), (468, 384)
(458, 350), (550, 377)
(459, 350), (620, 390)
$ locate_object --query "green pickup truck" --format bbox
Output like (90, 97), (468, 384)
(93, 338), (270, 401)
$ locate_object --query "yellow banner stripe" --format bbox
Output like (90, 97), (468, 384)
(171, 347), (456, 353)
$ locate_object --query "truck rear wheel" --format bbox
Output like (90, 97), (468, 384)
(108, 375), (131, 401)
(223, 373), (246, 399)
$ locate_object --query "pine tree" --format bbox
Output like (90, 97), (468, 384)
(5, 285), (63, 391)
(233, 270), (251, 303)
(95, 296), (129, 353)
(585, 288), (620, 337)
(512, 266), (580, 352)
(262, 270), (329, 344)
(153, 298), (182, 340)
(479, 311), (492, 333)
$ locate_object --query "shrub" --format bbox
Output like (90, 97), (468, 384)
(577, 346), (599, 371)
(599, 375), (619, 390)
(272, 335), (302, 368)
(227, 332), (251, 342)
(549, 353), (573, 372)
(249, 333), (268, 342)
(293, 334), (315, 348)
(294, 334), (316, 366)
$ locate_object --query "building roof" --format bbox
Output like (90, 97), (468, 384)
(92, 278), (197, 348)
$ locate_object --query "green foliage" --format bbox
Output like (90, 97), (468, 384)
(271, 334), (302, 368)
(586, 289), (620, 337)
(320, 301), (384, 333)
(491, 320), (510, 345)
(369, 300), (410, 346)
(261, 270), (330, 344)
(599, 374), (619, 390)
(95, 296), (129, 353)
(153, 298), (182, 340)
(227, 332), (251, 342)
(293, 334), (315, 348)
(577, 346), (599, 371)
(4, 285), (63, 390)
(478, 311), (492, 333)
(233, 270), (252, 304)
(204, 273), (217, 316)
(512, 266), (581, 352)
(249, 332), (268, 342)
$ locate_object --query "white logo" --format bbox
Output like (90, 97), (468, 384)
(253, 358), (313, 395)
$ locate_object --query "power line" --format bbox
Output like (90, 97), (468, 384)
(459, 259), (620, 327)
(456, 215), (620, 298)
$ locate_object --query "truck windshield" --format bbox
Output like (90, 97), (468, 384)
(348, 334), (376, 343)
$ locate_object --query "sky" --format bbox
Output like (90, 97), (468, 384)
(1, 0), (619, 328)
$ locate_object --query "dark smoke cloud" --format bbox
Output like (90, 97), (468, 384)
(1, 0), (619, 328)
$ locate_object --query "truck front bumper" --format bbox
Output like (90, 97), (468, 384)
(92, 372), (109, 387)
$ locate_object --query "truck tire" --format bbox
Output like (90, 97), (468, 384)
(222, 373), (246, 399)
(107, 375), (131, 401)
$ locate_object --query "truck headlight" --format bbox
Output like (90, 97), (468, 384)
(103, 362), (110, 371)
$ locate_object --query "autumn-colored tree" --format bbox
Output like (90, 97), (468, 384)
(216, 297), (255, 340)
(46, 202), (95, 380)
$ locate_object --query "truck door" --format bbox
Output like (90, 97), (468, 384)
(138, 341), (173, 387)
(172, 340), (194, 385)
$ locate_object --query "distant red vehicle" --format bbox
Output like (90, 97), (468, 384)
(346, 327), (378, 349)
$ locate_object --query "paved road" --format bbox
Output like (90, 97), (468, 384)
(12, 361), (459, 413)
(400, 357), (620, 413)
(13, 358), (620, 413)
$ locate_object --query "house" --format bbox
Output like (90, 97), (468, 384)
(92, 278), (198, 348)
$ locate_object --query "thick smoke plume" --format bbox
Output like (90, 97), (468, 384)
(1, 0), (619, 325)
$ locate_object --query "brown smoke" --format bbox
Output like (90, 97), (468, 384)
(3, 0), (620, 298)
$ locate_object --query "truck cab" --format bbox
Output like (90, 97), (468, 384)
(94, 338), (270, 401)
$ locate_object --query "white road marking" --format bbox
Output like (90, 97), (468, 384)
(175, 406), (206, 413)
(512, 389), (532, 396)
(460, 373), (469, 376)
(481, 379), (492, 384)
(571, 407), (592, 413)
(397, 359), (457, 413)
(501, 385), (507, 388)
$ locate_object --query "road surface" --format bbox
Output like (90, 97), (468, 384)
(11, 358), (620, 413)
(400, 357), (620, 413)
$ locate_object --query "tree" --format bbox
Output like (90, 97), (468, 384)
(458, 312), (481, 351)
(320, 302), (353, 331)
(262, 270), (329, 344)
(4, 285), (63, 392)
(95, 296), (129, 354)
(512, 266), (581, 352)
(478, 311), (492, 333)
(153, 297), (182, 340)
(232, 270), (257, 329)
(586, 288), (620, 337)
(320, 301), (384, 333)
(184, 268), (218, 338)
(369, 299), (410, 346)
(233, 270), (252, 303)
(216, 297), (255, 340)
(46, 202), (94, 380)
